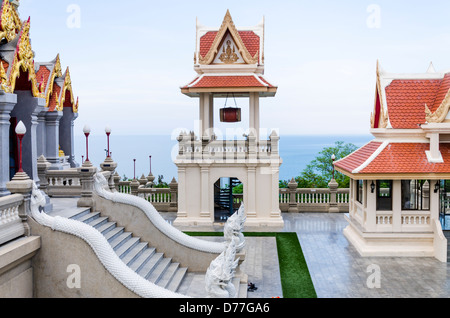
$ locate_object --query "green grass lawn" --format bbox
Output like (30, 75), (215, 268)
(184, 232), (317, 299)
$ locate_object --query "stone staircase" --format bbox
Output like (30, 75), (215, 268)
(54, 206), (188, 293)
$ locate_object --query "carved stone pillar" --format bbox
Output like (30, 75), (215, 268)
(77, 160), (97, 209)
(328, 179), (339, 213)
(0, 94), (17, 197)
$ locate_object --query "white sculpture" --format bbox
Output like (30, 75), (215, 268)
(224, 204), (246, 253)
(205, 239), (240, 298)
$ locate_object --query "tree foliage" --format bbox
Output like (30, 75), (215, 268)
(294, 141), (358, 188)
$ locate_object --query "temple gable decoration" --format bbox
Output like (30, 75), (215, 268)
(0, 0), (21, 43)
(5, 17), (44, 98)
(198, 10), (259, 66)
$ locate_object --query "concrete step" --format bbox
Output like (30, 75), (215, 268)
(96, 221), (117, 235)
(116, 237), (141, 259)
(137, 252), (164, 280)
(110, 232), (133, 251)
(129, 247), (157, 273)
(158, 262), (180, 289)
(51, 203), (189, 294)
(166, 267), (188, 292)
(148, 257), (172, 284)
(121, 242), (148, 266)
(76, 212), (100, 224)
(104, 226), (125, 242)
(86, 216), (109, 229)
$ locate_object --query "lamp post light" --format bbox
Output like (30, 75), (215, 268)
(15, 121), (26, 173)
(133, 159), (136, 180)
(331, 154), (336, 180)
(83, 125), (91, 162)
(149, 156), (152, 175)
(105, 126), (111, 158)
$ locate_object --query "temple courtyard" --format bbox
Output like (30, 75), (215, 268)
(50, 198), (450, 298)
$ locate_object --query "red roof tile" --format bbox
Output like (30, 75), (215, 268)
(188, 75), (268, 88)
(337, 142), (450, 175)
(334, 141), (383, 173)
(385, 78), (447, 129)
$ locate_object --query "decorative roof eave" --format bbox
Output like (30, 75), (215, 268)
(2, 18), (45, 99)
(370, 61), (388, 129)
(334, 166), (450, 181)
(42, 54), (63, 107)
(425, 86), (450, 123)
(57, 67), (76, 112)
(198, 10), (259, 65)
(0, 0), (21, 43)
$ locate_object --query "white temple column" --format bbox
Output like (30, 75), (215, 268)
(246, 164), (257, 219)
(200, 164), (210, 219)
(249, 92), (260, 140)
(199, 93), (212, 138)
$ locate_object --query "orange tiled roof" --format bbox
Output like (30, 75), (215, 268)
(336, 142), (450, 175)
(186, 75), (274, 88)
(385, 74), (450, 129)
(334, 141), (383, 173)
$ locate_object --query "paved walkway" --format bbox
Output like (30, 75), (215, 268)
(281, 213), (450, 298)
(169, 212), (450, 298)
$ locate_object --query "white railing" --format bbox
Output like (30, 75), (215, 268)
(0, 194), (26, 245)
(279, 187), (350, 213)
(47, 169), (82, 197)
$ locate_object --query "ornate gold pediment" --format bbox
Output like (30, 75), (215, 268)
(198, 10), (259, 65)
(58, 67), (75, 112)
(44, 54), (63, 108)
(4, 18), (44, 98)
(0, 0), (21, 42)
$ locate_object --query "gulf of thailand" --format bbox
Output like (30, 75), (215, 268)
(75, 134), (372, 184)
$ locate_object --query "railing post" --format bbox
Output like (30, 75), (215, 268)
(100, 156), (118, 192)
(288, 178), (299, 213)
(169, 177), (178, 212)
(130, 178), (140, 196)
(37, 155), (51, 194)
(6, 171), (33, 236)
(77, 160), (97, 209)
(113, 172), (121, 192)
(328, 178), (339, 213)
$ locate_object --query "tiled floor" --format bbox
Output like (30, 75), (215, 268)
(282, 213), (450, 298)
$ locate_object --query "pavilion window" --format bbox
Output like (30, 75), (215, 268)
(376, 180), (392, 211)
(356, 180), (363, 204)
(401, 180), (430, 211)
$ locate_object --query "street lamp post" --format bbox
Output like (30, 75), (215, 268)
(105, 126), (111, 158)
(83, 125), (91, 162)
(149, 156), (152, 175)
(133, 159), (136, 180)
(15, 121), (26, 173)
(331, 154), (336, 180)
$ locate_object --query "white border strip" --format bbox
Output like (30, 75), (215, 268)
(352, 141), (390, 174)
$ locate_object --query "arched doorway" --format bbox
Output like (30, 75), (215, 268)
(214, 177), (242, 222)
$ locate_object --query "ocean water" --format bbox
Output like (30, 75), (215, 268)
(74, 134), (372, 183)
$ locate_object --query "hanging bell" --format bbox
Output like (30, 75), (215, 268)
(220, 93), (242, 123)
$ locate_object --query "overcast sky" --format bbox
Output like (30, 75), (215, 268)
(18, 0), (450, 137)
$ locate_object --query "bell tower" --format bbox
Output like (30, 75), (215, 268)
(174, 10), (283, 228)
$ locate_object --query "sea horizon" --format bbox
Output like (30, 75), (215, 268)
(74, 134), (373, 183)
